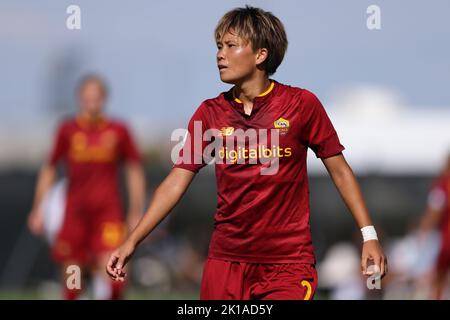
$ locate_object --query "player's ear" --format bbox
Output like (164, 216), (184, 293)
(255, 48), (269, 65)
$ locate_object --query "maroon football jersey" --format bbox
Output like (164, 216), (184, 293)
(49, 116), (141, 210)
(174, 80), (344, 263)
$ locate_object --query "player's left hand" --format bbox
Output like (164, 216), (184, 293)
(361, 240), (387, 278)
(27, 208), (44, 236)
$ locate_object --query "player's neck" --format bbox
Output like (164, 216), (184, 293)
(79, 111), (103, 120)
(233, 75), (271, 105)
(77, 111), (105, 128)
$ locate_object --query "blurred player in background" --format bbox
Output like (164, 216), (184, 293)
(107, 6), (386, 300)
(27, 75), (146, 299)
(419, 153), (450, 299)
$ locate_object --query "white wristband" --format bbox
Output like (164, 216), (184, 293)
(361, 225), (378, 242)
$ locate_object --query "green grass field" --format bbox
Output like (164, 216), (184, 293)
(0, 288), (198, 300)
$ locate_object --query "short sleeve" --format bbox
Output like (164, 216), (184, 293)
(173, 104), (210, 173)
(48, 123), (69, 165)
(300, 90), (345, 158)
(119, 125), (141, 163)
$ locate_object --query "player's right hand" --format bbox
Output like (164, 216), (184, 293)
(27, 209), (44, 236)
(106, 240), (136, 281)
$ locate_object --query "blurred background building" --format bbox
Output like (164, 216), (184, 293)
(0, 0), (449, 299)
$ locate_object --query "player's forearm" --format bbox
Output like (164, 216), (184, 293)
(31, 164), (56, 211)
(334, 168), (373, 228)
(419, 208), (441, 232)
(127, 168), (195, 247)
(126, 162), (146, 216)
(324, 156), (373, 228)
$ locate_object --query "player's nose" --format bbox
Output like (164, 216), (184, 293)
(216, 49), (225, 62)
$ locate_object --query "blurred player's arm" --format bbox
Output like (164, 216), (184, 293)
(322, 153), (387, 277)
(419, 208), (441, 232)
(27, 163), (57, 236)
(125, 161), (146, 230)
(418, 187), (445, 233)
(28, 121), (66, 236)
(107, 167), (195, 280)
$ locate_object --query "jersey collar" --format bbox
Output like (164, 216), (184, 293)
(228, 80), (278, 117)
(233, 80), (275, 104)
(76, 114), (108, 130)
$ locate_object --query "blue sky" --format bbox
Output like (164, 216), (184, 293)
(0, 0), (449, 155)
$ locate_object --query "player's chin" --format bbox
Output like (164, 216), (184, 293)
(218, 72), (239, 85)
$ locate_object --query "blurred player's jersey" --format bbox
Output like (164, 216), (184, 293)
(49, 115), (140, 210)
(429, 174), (450, 238)
(50, 117), (139, 207)
(49, 116), (141, 263)
(174, 80), (344, 264)
(429, 174), (450, 264)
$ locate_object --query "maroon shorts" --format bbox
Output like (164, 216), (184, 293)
(52, 205), (126, 265)
(200, 258), (318, 300)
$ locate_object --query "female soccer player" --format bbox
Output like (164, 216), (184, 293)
(107, 6), (387, 300)
(29, 75), (145, 299)
(419, 154), (450, 299)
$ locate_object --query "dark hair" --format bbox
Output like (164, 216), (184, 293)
(215, 5), (288, 75)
